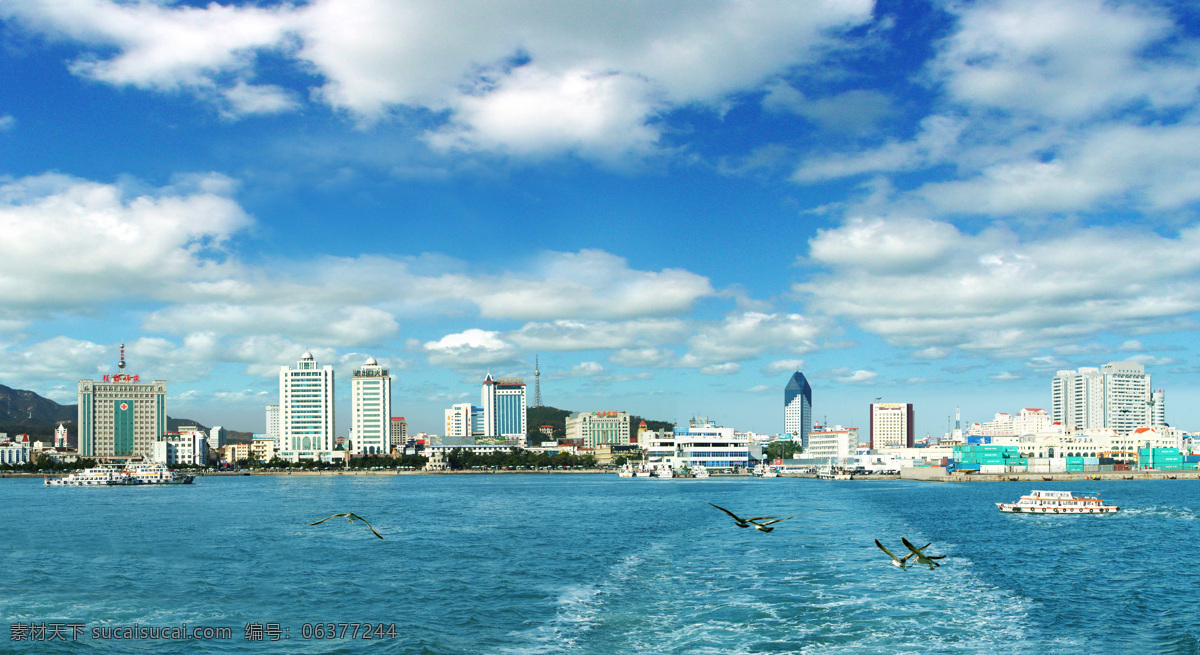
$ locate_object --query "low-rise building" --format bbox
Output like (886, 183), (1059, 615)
(643, 417), (751, 472)
(251, 434), (276, 462)
(0, 435), (31, 465)
(153, 432), (208, 467)
(565, 411), (630, 447)
(224, 443), (251, 464)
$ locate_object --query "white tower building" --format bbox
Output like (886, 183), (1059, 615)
(351, 356), (391, 456)
(279, 352), (335, 455)
(1152, 389), (1166, 427)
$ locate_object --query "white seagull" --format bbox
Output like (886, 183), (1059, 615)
(748, 517), (793, 533)
(875, 539), (917, 570)
(309, 513), (384, 539)
(709, 503), (780, 528)
(901, 537), (945, 570)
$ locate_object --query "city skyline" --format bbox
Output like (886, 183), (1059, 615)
(3, 1), (1200, 436)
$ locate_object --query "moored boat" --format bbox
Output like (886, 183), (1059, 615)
(45, 461), (194, 486)
(996, 489), (1117, 514)
(692, 465), (710, 479)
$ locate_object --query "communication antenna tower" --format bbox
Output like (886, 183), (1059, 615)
(534, 355), (542, 408)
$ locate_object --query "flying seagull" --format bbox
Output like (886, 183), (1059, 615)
(901, 537), (945, 570)
(309, 513), (384, 539)
(709, 503), (779, 528)
(749, 517), (793, 533)
(875, 539), (917, 570)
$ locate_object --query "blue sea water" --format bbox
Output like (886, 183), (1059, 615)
(3, 474), (1200, 654)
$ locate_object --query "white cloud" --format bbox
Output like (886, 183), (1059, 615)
(829, 367), (877, 384)
(700, 362), (740, 376)
(990, 371), (1021, 381)
(931, 0), (1199, 120)
(144, 303), (398, 345)
(423, 329), (518, 369)
(682, 311), (827, 365)
(800, 218), (1200, 356)
(507, 319), (688, 352)
(609, 348), (675, 368)
(792, 114), (966, 182)
(0, 173), (249, 308)
(566, 361), (605, 377)
(763, 359), (805, 375)
(0, 115), (14, 131)
(4, 0), (875, 160)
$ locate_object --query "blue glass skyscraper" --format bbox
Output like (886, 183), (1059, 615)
(784, 372), (812, 448)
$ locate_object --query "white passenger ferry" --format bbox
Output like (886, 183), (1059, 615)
(43, 464), (127, 486)
(45, 462), (194, 486)
(996, 490), (1118, 514)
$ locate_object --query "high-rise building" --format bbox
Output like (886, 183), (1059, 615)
(784, 372), (812, 448)
(1152, 389), (1166, 427)
(1052, 362), (1153, 436)
(209, 425), (228, 450)
(390, 417), (407, 448)
(1051, 367), (1104, 431)
(279, 351), (335, 454)
(1102, 361), (1150, 435)
(870, 403), (914, 449)
(351, 356), (391, 456)
(265, 404), (279, 445)
(481, 374), (527, 442)
(77, 344), (167, 459)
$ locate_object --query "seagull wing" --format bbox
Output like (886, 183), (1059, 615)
(709, 503), (747, 523)
(901, 537), (926, 556)
(928, 555), (947, 560)
(354, 516), (385, 540)
(309, 513), (349, 526)
(744, 516), (781, 522)
(875, 539), (902, 562)
(752, 517), (793, 527)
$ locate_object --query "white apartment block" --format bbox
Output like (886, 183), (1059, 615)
(390, 417), (407, 447)
(1051, 367), (1104, 431)
(445, 403), (473, 438)
(153, 431), (208, 467)
(265, 404), (280, 441)
(209, 425), (228, 449)
(351, 357), (391, 456)
(1152, 390), (1166, 427)
(1052, 363), (1156, 436)
(870, 403), (914, 449)
(1103, 362), (1151, 435)
(279, 352), (335, 457)
(251, 435), (276, 462)
(565, 411), (630, 448)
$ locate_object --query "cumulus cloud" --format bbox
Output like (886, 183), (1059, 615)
(700, 362), (740, 376)
(682, 311), (828, 365)
(799, 218), (1200, 357)
(0, 173), (249, 308)
(423, 329), (519, 369)
(931, 0), (1199, 120)
(3, 0), (875, 160)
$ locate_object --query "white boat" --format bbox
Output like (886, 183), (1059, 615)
(692, 465), (710, 479)
(44, 464), (127, 486)
(616, 464), (635, 478)
(124, 463), (194, 485)
(45, 462), (194, 486)
(635, 466), (654, 478)
(996, 489), (1118, 514)
(753, 463), (778, 478)
(654, 465), (674, 479)
(817, 467), (852, 480)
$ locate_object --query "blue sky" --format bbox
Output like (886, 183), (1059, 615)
(2, 0), (1200, 437)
